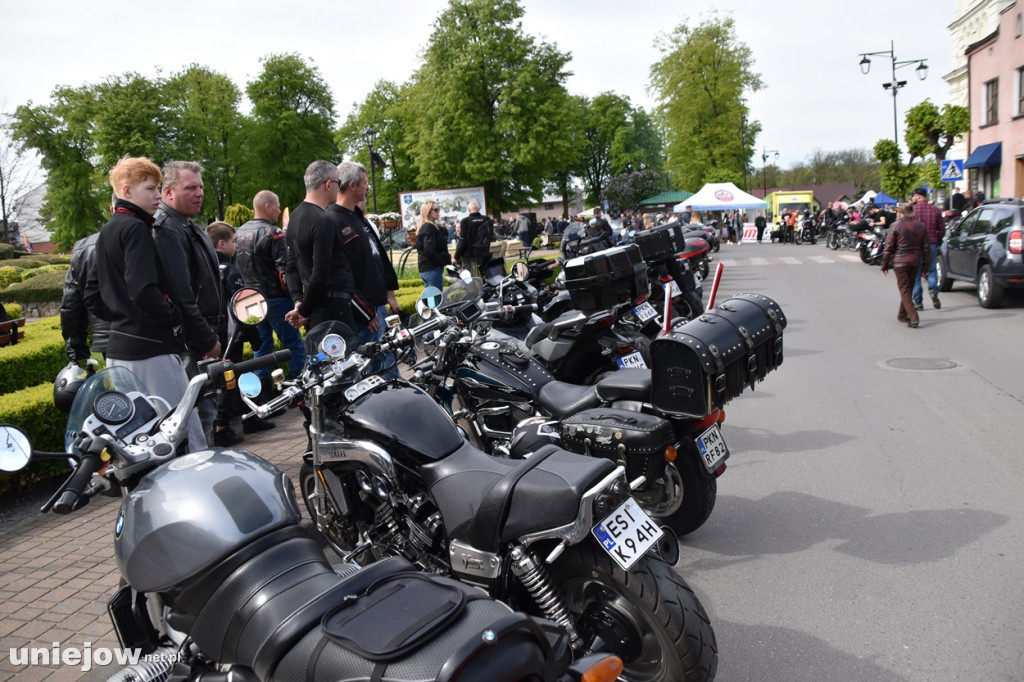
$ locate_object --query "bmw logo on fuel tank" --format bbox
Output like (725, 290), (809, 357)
(115, 511), (124, 537)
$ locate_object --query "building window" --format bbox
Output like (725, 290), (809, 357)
(544, 203), (555, 210)
(984, 78), (999, 125)
(1018, 67), (1024, 117)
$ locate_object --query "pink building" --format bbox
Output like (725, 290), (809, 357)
(964, 2), (1024, 197)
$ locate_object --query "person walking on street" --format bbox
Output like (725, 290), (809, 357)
(910, 187), (945, 311)
(284, 160), (357, 331)
(235, 190), (306, 381)
(754, 211), (766, 244)
(881, 202), (929, 328)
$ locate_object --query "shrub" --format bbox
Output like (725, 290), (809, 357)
(11, 254), (70, 266)
(0, 266), (21, 289)
(224, 204), (255, 227)
(0, 316), (67, 394)
(4, 303), (23, 319)
(20, 264), (68, 281)
(0, 270), (65, 304)
(0, 382), (70, 500)
(0, 259), (33, 270)
(0, 243), (14, 259)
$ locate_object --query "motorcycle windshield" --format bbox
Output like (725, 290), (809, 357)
(64, 366), (148, 455)
(410, 278), (484, 326)
(305, 321), (359, 359)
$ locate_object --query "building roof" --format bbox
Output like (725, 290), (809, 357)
(639, 190), (694, 206)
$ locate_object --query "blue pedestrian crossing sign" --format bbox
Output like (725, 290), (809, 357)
(941, 159), (964, 182)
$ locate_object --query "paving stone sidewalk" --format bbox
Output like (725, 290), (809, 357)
(0, 410), (308, 681)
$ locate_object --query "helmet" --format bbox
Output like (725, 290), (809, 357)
(509, 418), (561, 460)
(53, 361), (96, 414)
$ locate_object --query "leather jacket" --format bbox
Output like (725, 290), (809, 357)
(235, 218), (289, 299)
(152, 202), (222, 355)
(61, 232), (109, 360)
(881, 218), (929, 271)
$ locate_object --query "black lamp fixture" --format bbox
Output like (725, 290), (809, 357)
(858, 40), (929, 146)
(761, 147), (779, 201)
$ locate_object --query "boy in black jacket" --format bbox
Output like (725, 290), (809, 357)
(206, 222), (275, 446)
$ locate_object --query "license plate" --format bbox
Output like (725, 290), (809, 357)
(616, 351), (647, 369)
(695, 424), (729, 471)
(633, 301), (658, 322)
(592, 498), (664, 571)
(665, 278), (682, 298)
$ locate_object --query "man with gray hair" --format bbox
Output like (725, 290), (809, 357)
(153, 160), (222, 447)
(284, 160), (356, 331)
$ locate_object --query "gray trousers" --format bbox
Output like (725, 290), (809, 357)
(181, 353), (216, 446)
(108, 354), (208, 450)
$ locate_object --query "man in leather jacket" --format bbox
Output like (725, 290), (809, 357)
(235, 190), (305, 380)
(587, 207), (614, 248)
(152, 161), (222, 443)
(454, 200), (494, 272)
(60, 231), (110, 361)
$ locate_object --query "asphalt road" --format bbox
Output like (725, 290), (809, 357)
(675, 241), (1024, 681)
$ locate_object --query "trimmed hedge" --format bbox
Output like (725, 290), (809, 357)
(4, 303), (23, 319)
(0, 269), (65, 303)
(0, 243), (14, 259)
(10, 254), (70, 265)
(0, 316), (67, 395)
(0, 381), (71, 500)
(0, 266), (21, 289)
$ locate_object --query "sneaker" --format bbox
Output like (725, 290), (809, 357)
(243, 417), (276, 434)
(930, 292), (941, 309)
(213, 426), (243, 447)
(914, 302), (924, 311)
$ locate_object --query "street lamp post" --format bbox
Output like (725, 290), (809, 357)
(858, 40), (928, 147)
(761, 147), (779, 205)
(363, 128), (379, 215)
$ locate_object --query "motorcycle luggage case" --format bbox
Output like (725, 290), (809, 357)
(650, 293), (786, 418)
(634, 228), (676, 263)
(563, 243), (649, 313)
(559, 407), (675, 482)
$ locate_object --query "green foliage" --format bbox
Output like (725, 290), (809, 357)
(246, 54), (338, 210)
(404, 0), (574, 213)
(873, 139), (918, 200)
(603, 169), (666, 212)
(4, 303), (23, 318)
(650, 13), (763, 191)
(0, 243), (14, 258)
(14, 253), (70, 265)
(92, 73), (172, 168)
(224, 203), (254, 227)
(0, 382), (69, 500)
(774, 148), (880, 194)
(0, 270), (65, 303)
(11, 86), (108, 250)
(904, 99), (970, 164)
(0, 316), (66, 394)
(0, 266), (21, 289)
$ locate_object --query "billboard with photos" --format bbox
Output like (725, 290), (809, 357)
(398, 186), (487, 231)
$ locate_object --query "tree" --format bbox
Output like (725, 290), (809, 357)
(603, 169), (665, 212)
(91, 73), (171, 170)
(11, 87), (107, 250)
(611, 108), (664, 177)
(0, 116), (37, 245)
(578, 93), (632, 206)
(775, 148), (880, 192)
(873, 139), (919, 200)
(404, 0), (574, 213)
(904, 100), (969, 165)
(336, 80), (418, 214)
(650, 13), (763, 191)
(164, 65), (244, 219)
(245, 54), (338, 210)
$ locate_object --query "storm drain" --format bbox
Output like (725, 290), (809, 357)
(884, 357), (959, 371)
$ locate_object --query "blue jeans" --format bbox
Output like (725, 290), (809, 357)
(913, 244), (939, 304)
(355, 304), (399, 379)
(420, 267), (443, 290)
(255, 296), (306, 380)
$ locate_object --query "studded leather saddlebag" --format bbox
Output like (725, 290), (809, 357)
(559, 407), (676, 482)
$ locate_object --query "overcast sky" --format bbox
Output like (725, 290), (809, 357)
(1, 0), (954, 174)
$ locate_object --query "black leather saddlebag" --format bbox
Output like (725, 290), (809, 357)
(563, 243), (649, 313)
(559, 407), (676, 482)
(650, 293), (786, 418)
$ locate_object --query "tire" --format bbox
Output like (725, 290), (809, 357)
(795, 232), (804, 245)
(548, 540), (718, 681)
(827, 232), (838, 250)
(977, 263), (1004, 308)
(937, 257), (953, 292)
(859, 246), (871, 264)
(699, 259), (710, 280)
(637, 452), (717, 536)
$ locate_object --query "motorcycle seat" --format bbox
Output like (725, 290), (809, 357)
(537, 380), (601, 419)
(421, 441), (616, 553)
(595, 368), (651, 403)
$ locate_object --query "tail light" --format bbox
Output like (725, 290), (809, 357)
(582, 656), (624, 682)
(1009, 229), (1022, 255)
(695, 408), (722, 430)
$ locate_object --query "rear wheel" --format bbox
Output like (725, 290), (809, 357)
(859, 246), (871, 264)
(637, 454), (717, 536)
(977, 264), (1004, 308)
(548, 541), (718, 682)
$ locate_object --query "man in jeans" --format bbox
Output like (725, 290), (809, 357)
(910, 188), (946, 311)
(235, 190), (306, 382)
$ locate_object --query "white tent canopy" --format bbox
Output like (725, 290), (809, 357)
(854, 190), (877, 205)
(673, 182), (767, 212)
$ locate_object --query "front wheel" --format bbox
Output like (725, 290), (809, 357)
(548, 541), (718, 682)
(937, 257), (954, 292)
(300, 462), (362, 560)
(827, 232), (838, 250)
(977, 263), (1004, 308)
(795, 231), (804, 245)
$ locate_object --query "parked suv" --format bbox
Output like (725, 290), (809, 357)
(937, 198), (1024, 308)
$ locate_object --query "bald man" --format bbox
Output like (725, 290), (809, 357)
(455, 200), (495, 271)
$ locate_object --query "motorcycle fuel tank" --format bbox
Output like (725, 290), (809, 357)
(455, 337), (554, 403)
(114, 449), (301, 593)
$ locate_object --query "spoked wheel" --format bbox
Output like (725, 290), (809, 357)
(795, 231), (804, 245)
(548, 541), (718, 682)
(827, 232), (838, 250)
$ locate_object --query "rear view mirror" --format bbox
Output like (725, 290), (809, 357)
(230, 289), (268, 325)
(0, 425), (32, 473)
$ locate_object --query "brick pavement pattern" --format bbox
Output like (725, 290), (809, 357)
(1, 411), (308, 681)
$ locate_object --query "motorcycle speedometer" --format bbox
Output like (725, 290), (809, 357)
(93, 391), (134, 425)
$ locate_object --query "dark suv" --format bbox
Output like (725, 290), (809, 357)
(937, 198), (1024, 308)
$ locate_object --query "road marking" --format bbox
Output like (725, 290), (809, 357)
(810, 256), (834, 264)
(780, 257), (801, 265)
(749, 257), (769, 266)
(715, 252), (869, 266)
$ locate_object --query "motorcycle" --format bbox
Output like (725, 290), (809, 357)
(827, 220), (854, 250)
(239, 319), (719, 682)
(795, 215), (818, 245)
(0, 349), (622, 680)
(860, 225), (888, 265)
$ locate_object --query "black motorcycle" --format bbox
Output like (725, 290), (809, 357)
(239, 320), (719, 682)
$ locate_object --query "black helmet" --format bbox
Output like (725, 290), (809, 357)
(509, 417), (561, 459)
(53, 361), (95, 414)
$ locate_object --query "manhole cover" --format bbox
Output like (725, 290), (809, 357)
(885, 357), (958, 371)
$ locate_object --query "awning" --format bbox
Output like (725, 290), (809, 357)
(964, 142), (1002, 169)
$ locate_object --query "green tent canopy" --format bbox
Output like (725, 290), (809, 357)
(639, 190), (694, 207)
